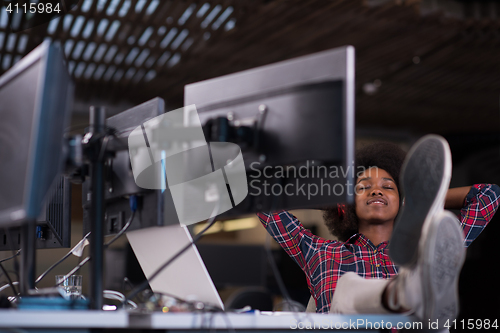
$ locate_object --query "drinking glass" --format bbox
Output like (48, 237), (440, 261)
(55, 275), (83, 300)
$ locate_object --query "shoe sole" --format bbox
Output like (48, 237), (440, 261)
(420, 210), (465, 327)
(390, 135), (452, 266)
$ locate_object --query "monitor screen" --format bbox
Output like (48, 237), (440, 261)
(0, 62), (39, 217)
(0, 41), (73, 226)
(184, 46), (355, 217)
(82, 97), (180, 236)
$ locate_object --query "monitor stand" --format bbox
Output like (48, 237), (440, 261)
(19, 219), (36, 295)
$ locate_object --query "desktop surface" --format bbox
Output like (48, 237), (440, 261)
(0, 309), (415, 332)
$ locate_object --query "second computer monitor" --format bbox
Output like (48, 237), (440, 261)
(82, 98), (180, 235)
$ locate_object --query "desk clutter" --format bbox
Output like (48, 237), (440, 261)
(0, 36), (360, 330)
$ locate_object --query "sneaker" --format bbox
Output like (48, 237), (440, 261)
(392, 210), (465, 327)
(390, 134), (452, 266)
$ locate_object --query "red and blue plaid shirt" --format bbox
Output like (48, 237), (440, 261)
(257, 184), (500, 313)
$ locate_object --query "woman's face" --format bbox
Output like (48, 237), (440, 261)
(354, 167), (400, 225)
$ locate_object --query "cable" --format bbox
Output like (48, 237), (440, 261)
(0, 251), (21, 297)
(104, 210), (136, 247)
(122, 202), (221, 306)
(0, 263), (17, 296)
(0, 270), (19, 284)
(264, 233), (303, 312)
(127, 300), (138, 309)
(141, 289), (221, 314)
(55, 256), (91, 287)
(103, 290), (137, 309)
(4, 228), (21, 290)
(55, 200), (137, 288)
(35, 232), (91, 285)
(97, 131), (128, 162)
(104, 289), (125, 301)
(98, 135), (111, 162)
(0, 271), (19, 293)
(150, 289), (206, 307)
(264, 181), (305, 313)
(0, 251), (20, 296)
(0, 250), (20, 264)
(220, 310), (236, 333)
(0, 281), (18, 293)
(206, 311), (215, 333)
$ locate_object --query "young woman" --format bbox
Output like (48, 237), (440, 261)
(257, 136), (500, 324)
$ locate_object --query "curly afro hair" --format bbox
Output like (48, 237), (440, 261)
(323, 142), (407, 241)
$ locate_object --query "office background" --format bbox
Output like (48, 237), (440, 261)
(0, 0), (499, 328)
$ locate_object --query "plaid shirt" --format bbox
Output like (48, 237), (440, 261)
(257, 183), (500, 313)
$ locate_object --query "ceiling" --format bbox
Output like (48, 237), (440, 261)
(1, 0), (500, 136)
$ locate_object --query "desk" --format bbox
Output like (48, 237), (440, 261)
(0, 310), (416, 332)
(0, 310), (128, 330)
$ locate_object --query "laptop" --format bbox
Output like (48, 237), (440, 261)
(126, 224), (224, 310)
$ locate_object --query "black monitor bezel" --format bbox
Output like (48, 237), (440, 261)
(0, 41), (73, 227)
(183, 46), (356, 213)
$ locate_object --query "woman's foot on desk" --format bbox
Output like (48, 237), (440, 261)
(387, 211), (465, 328)
(390, 134), (452, 267)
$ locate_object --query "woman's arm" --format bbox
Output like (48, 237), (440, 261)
(257, 211), (334, 272)
(445, 186), (472, 210)
(457, 184), (500, 247)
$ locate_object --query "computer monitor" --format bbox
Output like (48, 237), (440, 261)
(0, 176), (71, 250)
(82, 98), (180, 236)
(184, 46), (355, 216)
(0, 40), (73, 227)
